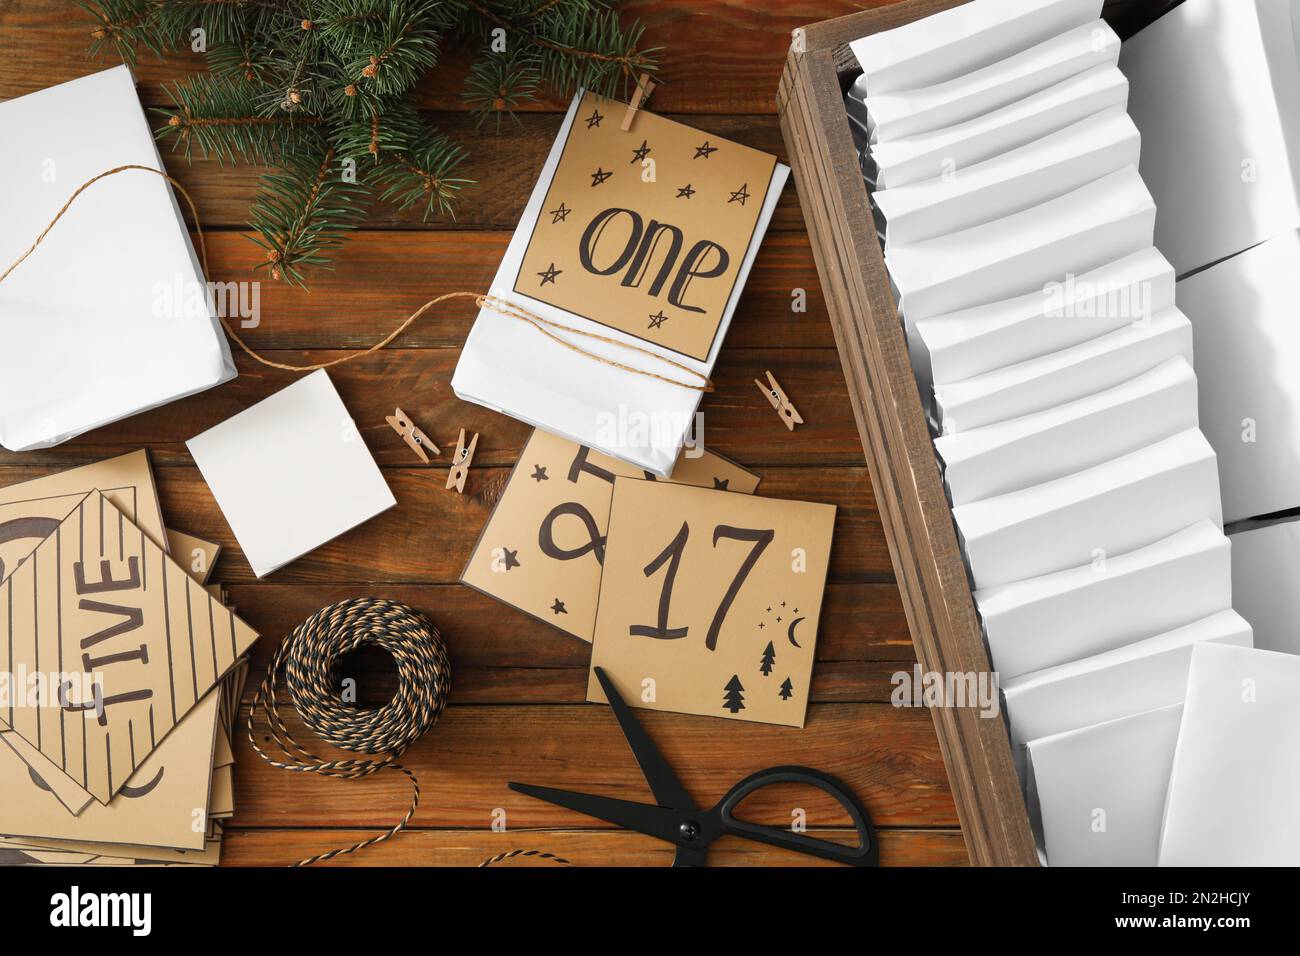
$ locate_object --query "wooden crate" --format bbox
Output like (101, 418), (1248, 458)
(776, 0), (1179, 866)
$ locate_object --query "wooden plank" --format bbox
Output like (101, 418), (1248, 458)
(0, 0), (892, 115)
(148, 230), (834, 351)
(0, 347), (864, 469)
(220, 826), (968, 867)
(233, 702), (958, 829)
(779, 4), (1037, 865)
(0, 464), (895, 583)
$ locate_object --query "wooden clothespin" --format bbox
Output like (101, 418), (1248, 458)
(446, 428), (479, 493)
(621, 72), (657, 131)
(386, 407), (439, 464)
(756, 370), (803, 431)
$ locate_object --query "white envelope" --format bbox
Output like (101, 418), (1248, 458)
(1026, 703), (1183, 866)
(1228, 519), (1300, 655)
(886, 166), (1155, 355)
(847, 0), (1101, 96)
(865, 21), (1120, 144)
(938, 357), (1197, 506)
(186, 369), (396, 578)
(978, 519), (1233, 680)
(954, 428), (1223, 590)
(451, 92), (788, 477)
(1002, 608), (1252, 779)
(0, 66), (236, 452)
(876, 107), (1139, 249)
(1160, 642), (1300, 866)
(870, 64), (1129, 189)
(1175, 230), (1300, 522)
(916, 246), (1174, 389)
(1122, 0), (1300, 275)
(934, 306), (1191, 434)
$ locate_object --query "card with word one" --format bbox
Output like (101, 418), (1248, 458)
(0, 491), (259, 804)
(514, 90), (779, 362)
(462, 428), (759, 642)
(589, 479), (835, 727)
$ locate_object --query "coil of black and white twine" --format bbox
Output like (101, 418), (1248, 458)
(247, 598), (451, 866)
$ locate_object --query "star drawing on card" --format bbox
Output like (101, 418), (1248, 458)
(728, 183), (751, 206)
(630, 139), (651, 163)
(694, 141), (718, 159)
(675, 183), (695, 199)
(537, 263), (562, 286)
(551, 598), (567, 615)
(502, 547), (520, 570)
(586, 109), (603, 129)
(647, 310), (668, 329)
(531, 465), (549, 482)
(548, 202), (571, 224)
(590, 167), (612, 187)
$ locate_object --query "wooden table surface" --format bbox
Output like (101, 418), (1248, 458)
(0, 0), (965, 866)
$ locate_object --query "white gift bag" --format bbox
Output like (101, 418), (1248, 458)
(934, 306), (1190, 434)
(848, 0), (1102, 96)
(1159, 643), (1300, 866)
(864, 21), (1120, 144)
(1002, 608), (1252, 779)
(977, 519), (1233, 680)
(875, 107), (1138, 249)
(1026, 704), (1183, 866)
(0, 66), (236, 452)
(937, 357), (1197, 506)
(954, 428), (1223, 590)
(915, 246), (1173, 390)
(870, 64), (1129, 190)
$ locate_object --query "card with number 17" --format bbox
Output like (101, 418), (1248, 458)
(588, 479), (835, 727)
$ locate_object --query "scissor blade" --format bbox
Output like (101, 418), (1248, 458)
(593, 666), (696, 811)
(509, 782), (685, 844)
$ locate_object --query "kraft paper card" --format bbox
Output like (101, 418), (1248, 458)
(876, 107), (1138, 250)
(0, 690), (220, 851)
(1230, 519), (1300, 656)
(915, 246), (1173, 389)
(954, 429), (1222, 591)
(868, 64), (1129, 189)
(165, 529), (222, 586)
(0, 832), (222, 867)
(1002, 609), (1251, 780)
(462, 428), (759, 642)
(187, 369), (396, 578)
(937, 357), (1197, 506)
(848, 0), (1101, 96)
(934, 307), (1191, 434)
(977, 519), (1233, 681)
(1159, 643), (1300, 866)
(588, 479), (835, 727)
(865, 21), (1119, 144)
(1175, 230), (1300, 523)
(1122, 0), (1300, 275)
(0, 490), (259, 804)
(453, 90), (789, 476)
(1026, 703), (1183, 866)
(513, 90), (777, 363)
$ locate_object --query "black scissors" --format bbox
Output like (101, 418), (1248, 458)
(509, 666), (879, 866)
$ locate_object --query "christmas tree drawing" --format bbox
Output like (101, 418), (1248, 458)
(723, 675), (746, 713)
(778, 677), (794, 701)
(759, 641), (776, 676)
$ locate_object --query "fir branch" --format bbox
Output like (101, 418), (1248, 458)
(342, 0), (448, 97)
(462, 48), (541, 126)
(80, 0), (160, 67)
(247, 147), (369, 286)
(372, 129), (472, 220)
(157, 75), (324, 163)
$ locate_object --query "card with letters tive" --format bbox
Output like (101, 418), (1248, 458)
(588, 479), (835, 727)
(0, 490), (259, 804)
(462, 428), (759, 642)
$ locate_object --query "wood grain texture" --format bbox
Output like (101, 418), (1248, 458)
(0, 0), (974, 866)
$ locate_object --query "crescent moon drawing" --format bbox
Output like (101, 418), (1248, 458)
(786, 616), (806, 648)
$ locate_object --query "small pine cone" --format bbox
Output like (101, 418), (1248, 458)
(167, 115), (182, 127)
(344, 84), (357, 97)
(271, 264), (282, 281)
(301, 19), (314, 30)
(492, 97), (506, 111)
(362, 55), (379, 78)
(90, 27), (106, 39)
(288, 89), (301, 105)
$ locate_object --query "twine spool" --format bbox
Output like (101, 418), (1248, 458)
(248, 598), (451, 866)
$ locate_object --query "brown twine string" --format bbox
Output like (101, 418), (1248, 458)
(0, 163), (713, 391)
(247, 598), (451, 866)
(479, 848), (573, 867)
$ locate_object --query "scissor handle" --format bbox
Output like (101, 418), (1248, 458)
(715, 765), (879, 867)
